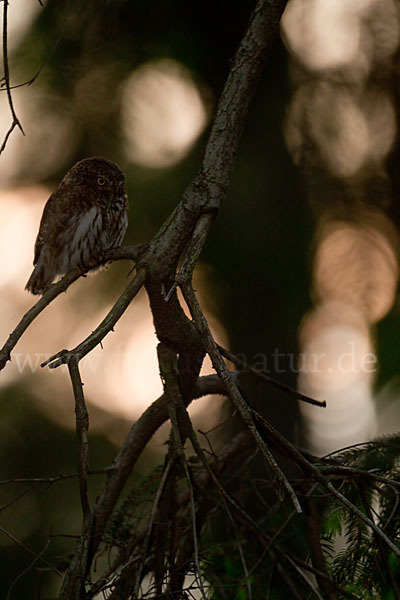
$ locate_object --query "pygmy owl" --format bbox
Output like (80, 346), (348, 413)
(26, 157), (129, 295)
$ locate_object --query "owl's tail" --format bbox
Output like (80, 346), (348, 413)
(25, 263), (54, 295)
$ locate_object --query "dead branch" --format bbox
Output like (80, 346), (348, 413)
(0, 0), (24, 154)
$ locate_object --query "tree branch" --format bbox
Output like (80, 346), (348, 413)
(59, 357), (93, 599)
(217, 344), (326, 407)
(1, 0), (24, 154)
(42, 268), (145, 369)
(252, 409), (400, 558)
(0, 243), (143, 373)
(181, 282), (302, 514)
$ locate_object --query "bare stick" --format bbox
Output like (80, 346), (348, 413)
(0, 467), (115, 485)
(165, 213), (213, 302)
(217, 344), (326, 408)
(0, 244), (142, 373)
(181, 283), (302, 514)
(80, 374), (229, 564)
(252, 409), (400, 558)
(0, 270), (80, 371)
(132, 459), (174, 597)
(60, 357), (93, 599)
(1, 0), (25, 154)
(6, 539), (50, 600)
(0, 525), (61, 576)
(68, 356), (92, 522)
(184, 0), (290, 214)
(0, 0), (67, 91)
(42, 268), (145, 369)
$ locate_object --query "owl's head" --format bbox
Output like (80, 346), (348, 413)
(61, 157), (126, 200)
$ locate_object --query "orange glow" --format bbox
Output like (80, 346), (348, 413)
(313, 214), (398, 323)
(284, 0), (400, 453)
(297, 209), (399, 453)
(282, 0), (399, 76)
(299, 304), (373, 391)
(0, 91), (77, 185)
(300, 375), (376, 455)
(120, 59), (211, 168)
(282, 0), (363, 72)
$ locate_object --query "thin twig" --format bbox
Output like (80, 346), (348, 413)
(0, 487), (31, 512)
(274, 543), (360, 600)
(0, 526), (62, 576)
(81, 374), (232, 565)
(278, 547), (325, 600)
(0, 0), (67, 91)
(252, 409), (400, 558)
(42, 268), (145, 369)
(0, 467), (115, 485)
(318, 463), (400, 488)
(181, 457), (208, 600)
(381, 483), (400, 530)
(217, 344), (326, 407)
(6, 539), (50, 600)
(0, 244), (142, 373)
(0, 270), (80, 371)
(165, 213), (213, 302)
(156, 340), (207, 599)
(1, 0), (25, 154)
(132, 459), (174, 597)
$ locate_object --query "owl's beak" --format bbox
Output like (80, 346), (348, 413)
(113, 188), (128, 211)
(113, 182), (127, 202)
(116, 182), (127, 200)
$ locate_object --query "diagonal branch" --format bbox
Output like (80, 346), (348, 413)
(144, 0), (289, 272)
(0, 525), (61, 576)
(181, 282), (302, 514)
(186, 0), (290, 212)
(217, 344), (326, 407)
(0, 270), (80, 372)
(72, 374), (230, 571)
(252, 409), (400, 558)
(42, 268), (145, 369)
(0, 243), (143, 373)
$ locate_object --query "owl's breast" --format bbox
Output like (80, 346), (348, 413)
(57, 205), (103, 272)
(102, 199), (128, 248)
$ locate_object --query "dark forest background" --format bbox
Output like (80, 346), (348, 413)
(1, 1), (400, 597)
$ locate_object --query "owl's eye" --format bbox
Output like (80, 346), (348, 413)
(97, 177), (106, 186)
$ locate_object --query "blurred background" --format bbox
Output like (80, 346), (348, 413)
(1, 0), (400, 596)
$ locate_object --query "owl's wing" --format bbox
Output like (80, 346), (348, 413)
(33, 185), (94, 264)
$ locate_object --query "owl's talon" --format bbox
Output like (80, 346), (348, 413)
(75, 265), (87, 278)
